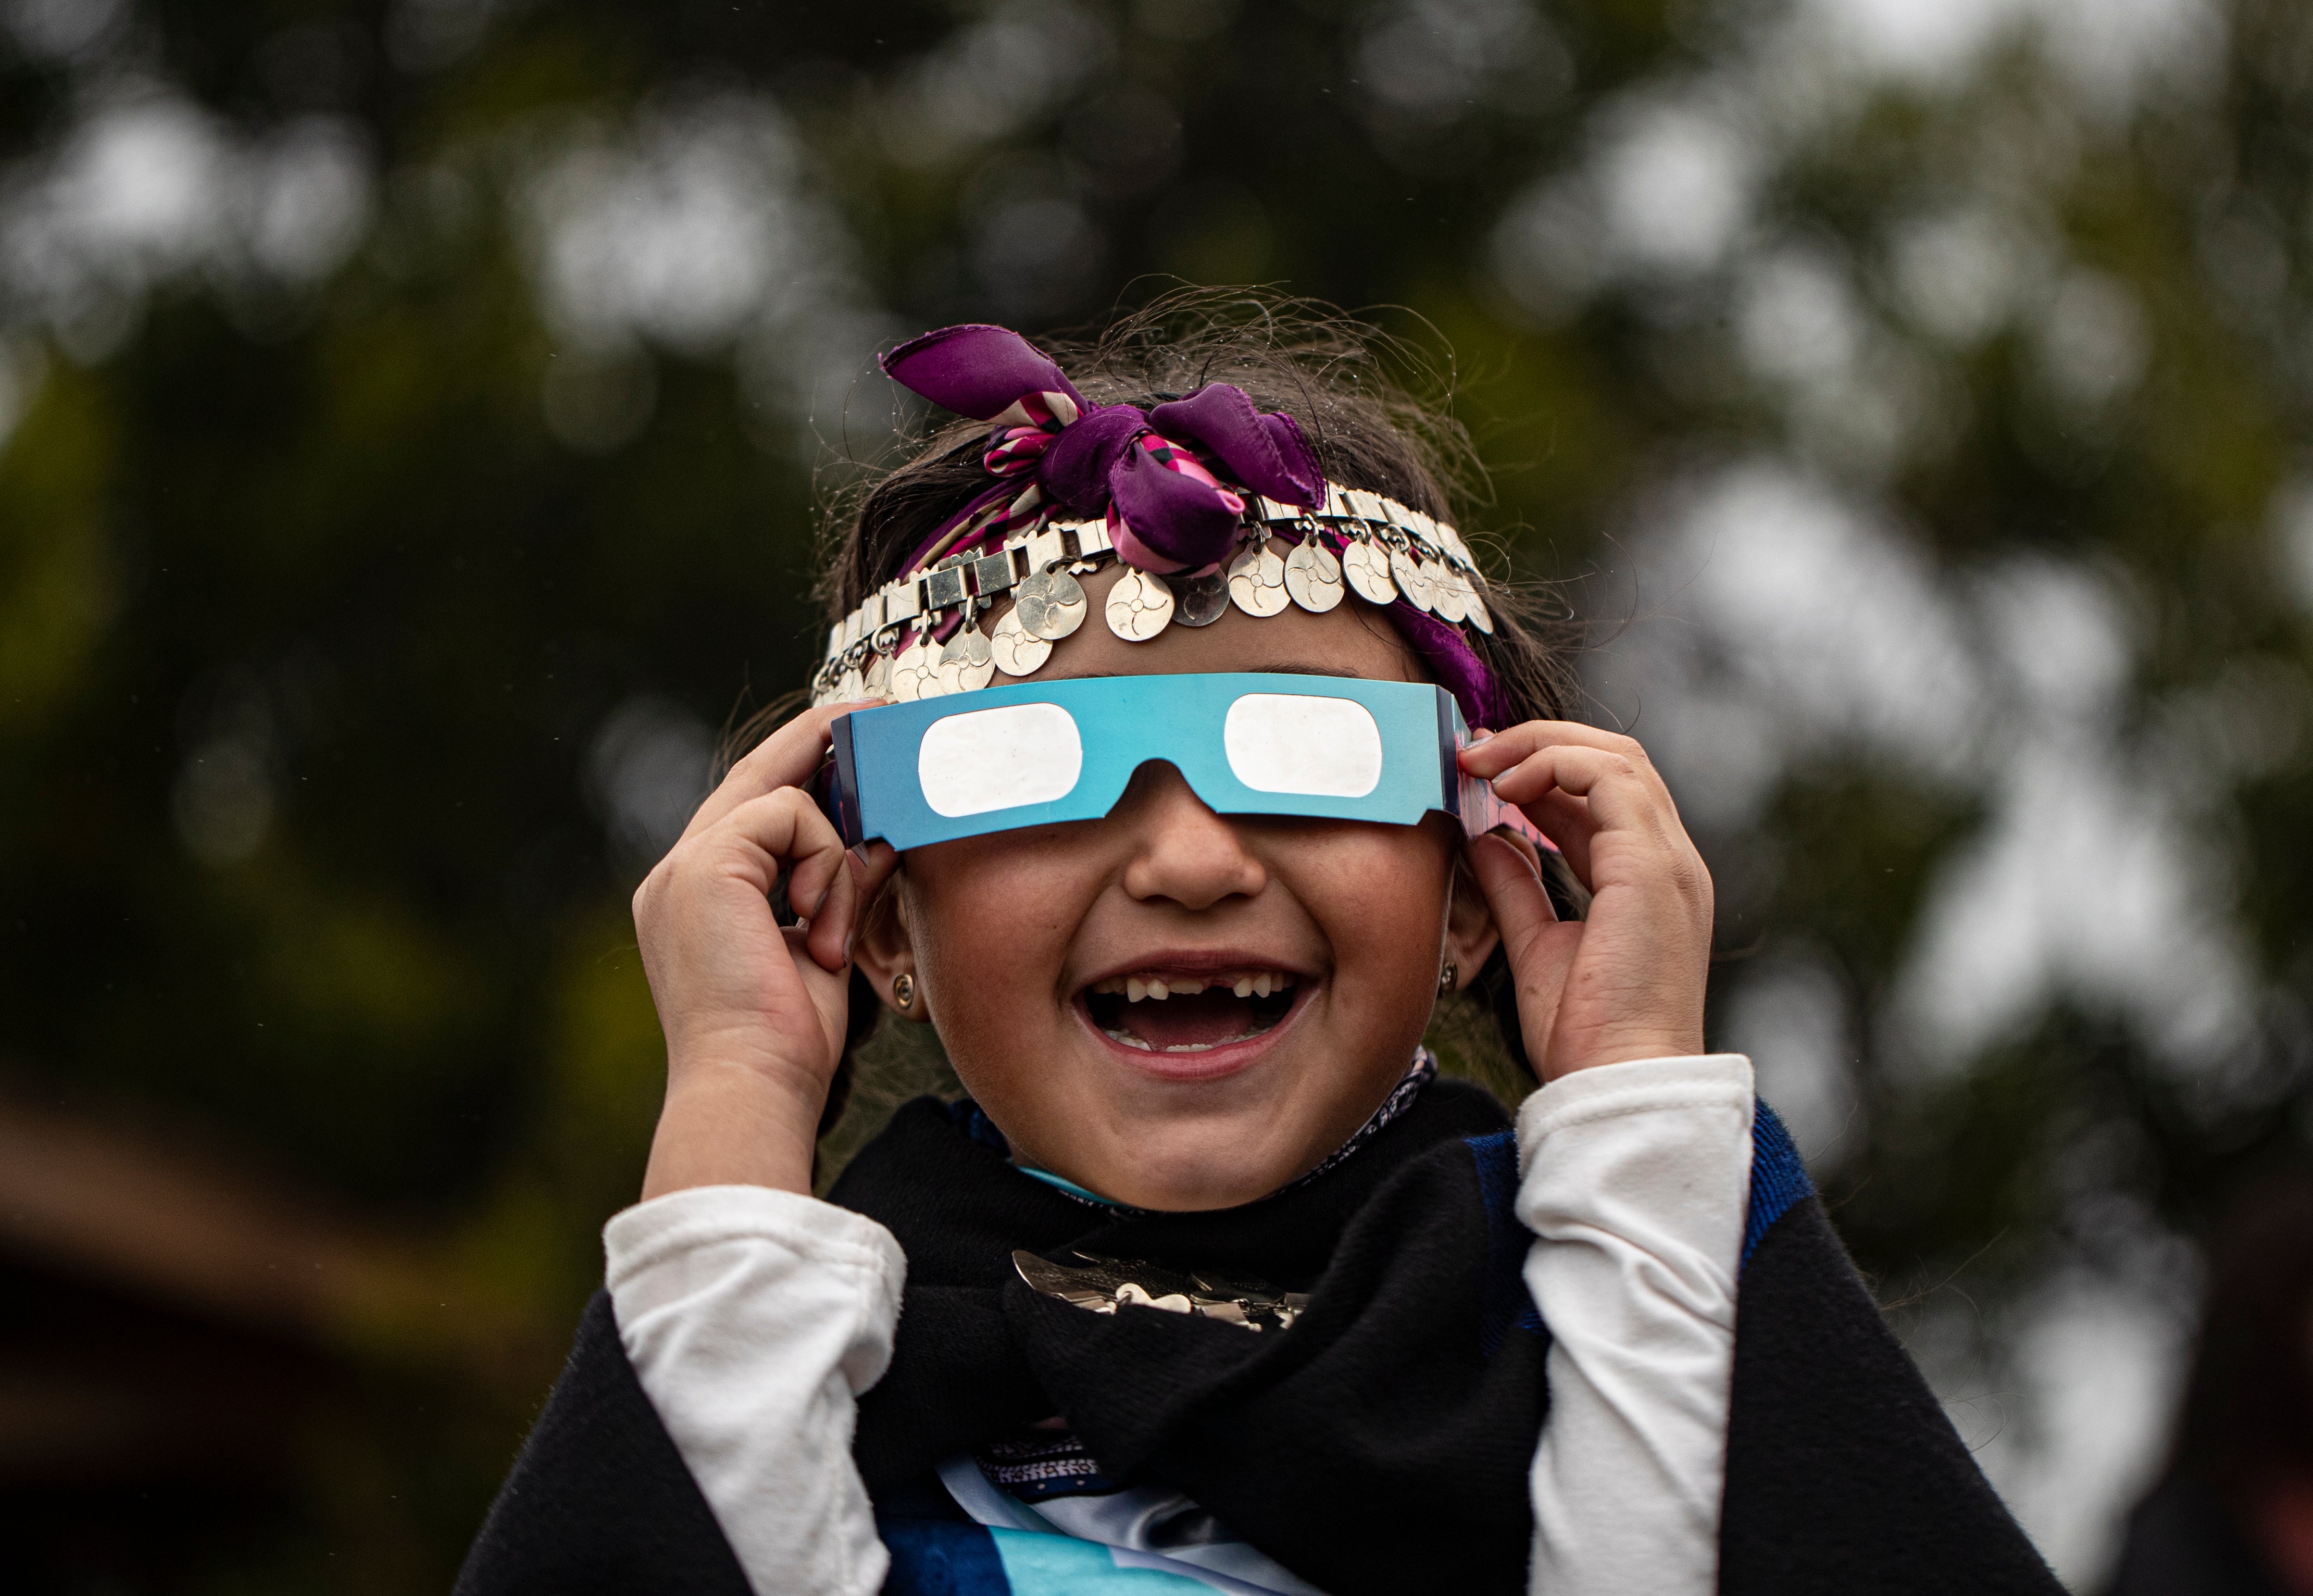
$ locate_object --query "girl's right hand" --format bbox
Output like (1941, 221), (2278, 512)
(630, 701), (897, 1200)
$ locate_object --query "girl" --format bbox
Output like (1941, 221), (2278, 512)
(457, 299), (2059, 1595)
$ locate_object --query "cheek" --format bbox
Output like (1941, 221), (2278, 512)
(1298, 825), (1455, 971)
(905, 830), (1090, 1027)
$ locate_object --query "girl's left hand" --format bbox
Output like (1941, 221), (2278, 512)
(1457, 724), (1714, 1082)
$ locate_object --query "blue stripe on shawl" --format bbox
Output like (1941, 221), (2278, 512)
(1742, 1099), (1812, 1270)
(882, 1519), (1013, 1594)
(1466, 1130), (1544, 1353)
(989, 1529), (1228, 1590)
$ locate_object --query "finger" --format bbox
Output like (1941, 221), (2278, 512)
(1483, 744), (1715, 963)
(693, 788), (854, 925)
(804, 859), (857, 974)
(1483, 744), (1682, 840)
(1458, 720), (1662, 780)
(1485, 826), (1542, 875)
(683, 699), (882, 844)
(1462, 724), (1686, 869)
(782, 924), (856, 1061)
(1503, 787), (1599, 890)
(852, 839), (899, 880)
(802, 841), (898, 970)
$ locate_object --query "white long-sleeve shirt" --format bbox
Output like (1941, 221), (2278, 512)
(603, 1054), (1757, 1596)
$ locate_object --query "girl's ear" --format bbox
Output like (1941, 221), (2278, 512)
(850, 870), (932, 1024)
(1443, 841), (1505, 994)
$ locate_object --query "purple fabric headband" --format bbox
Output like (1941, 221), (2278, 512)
(879, 323), (1503, 728)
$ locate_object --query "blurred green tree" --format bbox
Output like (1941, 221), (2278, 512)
(4, 0), (2311, 1586)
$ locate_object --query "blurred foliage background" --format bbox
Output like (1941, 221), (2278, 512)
(3, 0), (2311, 1588)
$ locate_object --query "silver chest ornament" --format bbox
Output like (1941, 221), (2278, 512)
(1106, 568), (1176, 640)
(1013, 1250), (1309, 1335)
(1227, 540), (1290, 617)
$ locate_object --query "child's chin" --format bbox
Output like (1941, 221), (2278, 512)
(1077, 1129), (1320, 1213)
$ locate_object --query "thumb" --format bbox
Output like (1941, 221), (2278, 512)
(784, 922), (857, 1075)
(1468, 833), (1580, 1076)
(1469, 832), (1558, 959)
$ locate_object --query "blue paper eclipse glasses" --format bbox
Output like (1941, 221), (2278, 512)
(820, 672), (1543, 853)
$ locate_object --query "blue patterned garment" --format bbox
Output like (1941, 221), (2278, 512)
(1741, 1099), (1812, 1270)
(883, 1519), (1279, 1594)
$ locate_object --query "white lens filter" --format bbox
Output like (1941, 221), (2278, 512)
(1223, 693), (1383, 797)
(917, 702), (1085, 817)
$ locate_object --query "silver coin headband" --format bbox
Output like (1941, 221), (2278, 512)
(810, 484), (1494, 709)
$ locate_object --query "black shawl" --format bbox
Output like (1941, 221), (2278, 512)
(455, 1079), (2061, 1595)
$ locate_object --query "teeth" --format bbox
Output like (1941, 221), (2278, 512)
(1103, 1028), (1267, 1054)
(1166, 1031), (1260, 1052)
(1101, 971), (1299, 1002)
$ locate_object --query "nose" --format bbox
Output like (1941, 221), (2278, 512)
(1114, 761), (1267, 912)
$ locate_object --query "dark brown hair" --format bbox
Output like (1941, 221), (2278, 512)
(730, 289), (1588, 1166)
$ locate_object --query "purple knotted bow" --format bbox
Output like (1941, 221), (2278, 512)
(879, 323), (1501, 728)
(882, 324), (1322, 573)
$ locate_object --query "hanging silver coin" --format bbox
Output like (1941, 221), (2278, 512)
(1228, 540), (1290, 617)
(991, 607), (1052, 676)
(864, 651), (893, 697)
(1173, 569), (1231, 627)
(1435, 523), (1476, 569)
(1342, 538), (1398, 605)
(1463, 586), (1495, 634)
(941, 625), (995, 692)
(888, 636), (935, 701)
(836, 664), (866, 702)
(1389, 548), (1436, 613)
(1106, 568), (1175, 641)
(1012, 568), (1087, 641)
(1412, 557), (1444, 615)
(1284, 538), (1345, 613)
(1428, 567), (1469, 625)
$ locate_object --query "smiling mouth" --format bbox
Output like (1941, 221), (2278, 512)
(1081, 970), (1300, 1053)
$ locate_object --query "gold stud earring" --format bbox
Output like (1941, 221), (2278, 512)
(893, 972), (916, 1011)
(1438, 960), (1457, 993)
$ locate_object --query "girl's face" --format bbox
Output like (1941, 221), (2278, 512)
(857, 564), (1502, 1212)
